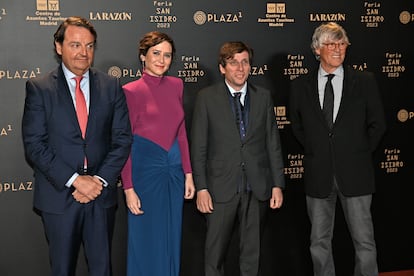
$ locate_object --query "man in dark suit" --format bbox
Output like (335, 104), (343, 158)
(22, 16), (131, 276)
(191, 41), (285, 276)
(289, 22), (386, 276)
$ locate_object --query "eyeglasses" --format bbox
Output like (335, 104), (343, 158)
(227, 59), (250, 68)
(322, 42), (348, 50)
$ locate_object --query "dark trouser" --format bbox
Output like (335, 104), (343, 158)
(41, 202), (116, 276)
(204, 192), (267, 276)
(306, 183), (378, 276)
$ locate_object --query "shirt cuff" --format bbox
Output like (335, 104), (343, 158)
(94, 175), (108, 187)
(66, 173), (79, 188)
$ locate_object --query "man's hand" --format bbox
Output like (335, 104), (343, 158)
(72, 175), (103, 201)
(270, 187), (283, 209)
(72, 189), (91, 204)
(196, 190), (214, 213)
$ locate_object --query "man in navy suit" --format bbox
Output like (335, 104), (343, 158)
(191, 41), (285, 276)
(22, 16), (131, 276)
(289, 22), (386, 276)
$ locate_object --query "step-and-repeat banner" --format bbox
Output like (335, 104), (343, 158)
(1, 0), (413, 275)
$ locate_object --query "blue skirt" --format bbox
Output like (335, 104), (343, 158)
(127, 135), (184, 276)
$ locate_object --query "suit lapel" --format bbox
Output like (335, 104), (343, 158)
(245, 84), (257, 138)
(56, 67), (82, 136)
(305, 71), (328, 128)
(86, 69), (99, 139)
(334, 66), (354, 125)
(216, 82), (242, 140)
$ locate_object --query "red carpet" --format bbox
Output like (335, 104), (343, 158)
(380, 270), (414, 276)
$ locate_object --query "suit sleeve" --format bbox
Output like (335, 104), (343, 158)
(95, 79), (132, 187)
(265, 90), (286, 189)
(120, 86), (134, 190)
(190, 90), (209, 191)
(22, 79), (75, 190)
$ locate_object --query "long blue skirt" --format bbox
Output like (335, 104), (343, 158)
(127, 135), (184, 276)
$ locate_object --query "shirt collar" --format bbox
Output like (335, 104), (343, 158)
(225, 80), (247, 97)
(318, 65), (344, 79)
(61, 63), (90, 81)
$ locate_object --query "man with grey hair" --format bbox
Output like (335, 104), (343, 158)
(289, 22), (386, 276)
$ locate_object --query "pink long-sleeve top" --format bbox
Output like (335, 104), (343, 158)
(121, 72), (192, 189)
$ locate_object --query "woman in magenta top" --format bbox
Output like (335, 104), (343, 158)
(121, 31), (195, 276)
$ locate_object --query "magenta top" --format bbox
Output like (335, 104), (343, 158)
(121, 72), (192, 189)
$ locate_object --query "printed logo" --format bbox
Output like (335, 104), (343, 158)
(108, 66), (123, 79)
(193, 11), (207, 25)
(250, 64), (269, 77)
(0, 68), (42, 80)
(0, 124), (12, 137)
(380, 149), (404, 174)
(89, 12), (132, 21)
(285, 154), (304, 179)
(149, 1), (177, 29)
(382, 52), (406, 78)
(360, 2), (384, 27)
(352, 63), (368, 71)
(284, 54), (308, 80)
(177, 55), (205, 83)
(36, 0), (59, 11)
(399, 11), (412, 24)
(26, 0), (65, 26)
(193, 10), (242, 25)
(0, 7), (7, 21)
(257, 3), (295, 27)
(107, 66), (142, 80)
(274, 106), (291, 130)
(397, 109), (410, 123)
(0, 181), (33, 193)
(309, 13), (346, 22)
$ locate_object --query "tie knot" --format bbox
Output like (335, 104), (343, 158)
(326, 74), (335, 81)
(74, 76), (83, 85)
(233, 92), (242, 98)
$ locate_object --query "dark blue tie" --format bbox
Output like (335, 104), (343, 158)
(323, 74), (335, 130)
(233, 92), (246, 140)
(233, 92), (250, 192)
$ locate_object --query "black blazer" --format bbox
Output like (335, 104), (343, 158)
(191, 81), (285, 203)
(22, 65), (132, 213)
(289, 65), (386, 198)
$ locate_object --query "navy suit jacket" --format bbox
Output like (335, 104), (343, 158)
(191, 81), (285, 203)
(22, 65), (132, 214)
(289, 65), (386, 198)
